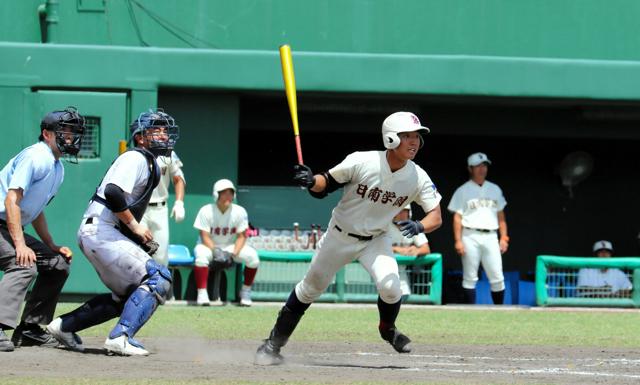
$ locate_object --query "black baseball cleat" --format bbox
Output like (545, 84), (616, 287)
(379, 327), (412, 353)
(11, 322), (59, 348)
(254, 339), (284, 365)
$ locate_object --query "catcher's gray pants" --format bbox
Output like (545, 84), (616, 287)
(0, 224), (70, 329)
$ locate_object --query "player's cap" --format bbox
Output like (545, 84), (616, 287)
(213, 179), (236, 200)
(382, 112), (430, 134)
(592, 240), (613, 253)
(467, 152), (492, 167)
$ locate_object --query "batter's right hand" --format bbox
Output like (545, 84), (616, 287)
(15, 244), (36, 267)
(454, 240), (465, 256)
(293, 164), (315, 188)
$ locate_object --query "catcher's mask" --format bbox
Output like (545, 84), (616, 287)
(130, 108), (179, 157)
(381, 111), (429, 150)
(40, 106), (86, 160)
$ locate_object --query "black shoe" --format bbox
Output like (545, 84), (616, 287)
(379, 327), (412, 353)
(11, 322), (59, 348)
(254, 339), (284, 365)
(0, 329), (14, 352)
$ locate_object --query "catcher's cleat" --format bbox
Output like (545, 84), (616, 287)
(104, 335), (149, 356)
(47, 318), (84, 352)
(379, 327), (412, 353)
(254, 339), (284, 365)
(11, 322), (58, 348)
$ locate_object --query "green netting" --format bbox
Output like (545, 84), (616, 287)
(252, 252), (442, 304)
(535, 255), (640, 307)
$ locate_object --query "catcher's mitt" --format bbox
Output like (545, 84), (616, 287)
(141, 240), (160, 256)
(211, 247), (235, 270)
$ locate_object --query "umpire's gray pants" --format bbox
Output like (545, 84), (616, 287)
(0, 224), (70, 329)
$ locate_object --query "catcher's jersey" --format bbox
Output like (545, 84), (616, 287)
(83, 151), (151, 225)
(193, 202), (249, 247)
(328, 151), (441, 237)
(388, 223), (428, 248)
(150, 151), (185, 204)
(447, 180), (506, 231)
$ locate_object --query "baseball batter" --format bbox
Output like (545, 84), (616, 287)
(255, 111), (442, 365)
(46, 109), (180, 356)
(193, 179), (259, 306)
(389, 204), (431, 298)
(447, 152), (509, 305)
(140, 151), (186, 268)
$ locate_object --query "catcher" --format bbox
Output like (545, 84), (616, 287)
(192, 179), (260, 306)
(46, 109), (179, 356)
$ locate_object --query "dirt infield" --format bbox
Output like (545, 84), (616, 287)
(2, 337), (639, 384)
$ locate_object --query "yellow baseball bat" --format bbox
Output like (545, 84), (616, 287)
(279, 44), (304, 164)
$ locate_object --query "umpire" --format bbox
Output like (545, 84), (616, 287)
(0, 107), (85, 352)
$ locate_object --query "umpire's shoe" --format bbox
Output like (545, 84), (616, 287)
(0, 329), (15, 352)
(255, 339), (284, 365)
(11, 322), (58, 348)
(47, 317), (84, 352)
(379, 326), (412, 353)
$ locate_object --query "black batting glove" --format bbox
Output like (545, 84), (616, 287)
(396, 220), (425, 238)
(293, 164), (315, 188)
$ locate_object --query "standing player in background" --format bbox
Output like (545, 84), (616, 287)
(0, 108), (85, 352)
(448, 152), (509, 305)
(255, 111), (442, 365)
(46, 109), (179, 356)
(389, 204), (431, 300)
(193, 179), (259, 306)
(139, 148), (186, 269)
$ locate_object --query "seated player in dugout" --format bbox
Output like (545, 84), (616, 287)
(255, 111), (442, 365)
(389, 203), (431, 300)
(193, 179), (260, 306)
(577, 240), (632, 298)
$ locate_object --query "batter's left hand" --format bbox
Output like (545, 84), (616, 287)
(499, 239), (509, 254)
(396, 220), (424, 238)
(171, 200), (185, 223)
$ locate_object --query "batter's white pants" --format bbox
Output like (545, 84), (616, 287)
(77, 219), (151, 301)
(141, 204), (169, 266)
(295, 224), (402, 304)
(193, 243), (260, 268)
(461, 228), (505, 292)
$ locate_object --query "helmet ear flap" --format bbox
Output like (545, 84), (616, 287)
(383, 132), (401, 149)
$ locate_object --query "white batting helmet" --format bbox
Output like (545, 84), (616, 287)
(212, 179), (235, 201)
(381, 112), (430, 150)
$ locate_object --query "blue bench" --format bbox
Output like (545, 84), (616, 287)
(167, 244), (194, 300)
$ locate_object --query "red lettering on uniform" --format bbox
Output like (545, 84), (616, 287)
(231, 227), (237, 234)
(213, 227), (221, 235)
(393, 196), (408, 207)
(356, 184), (368, 198)
(222, 227), (229, 235)
(368, 187), (383, 202)
(381, 191), (396, 204)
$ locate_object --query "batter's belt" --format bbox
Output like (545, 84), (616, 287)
(334, 224), (373, 241)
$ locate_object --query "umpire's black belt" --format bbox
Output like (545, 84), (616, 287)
(463, 226), (495, 233)
(334, 225), (373, 241)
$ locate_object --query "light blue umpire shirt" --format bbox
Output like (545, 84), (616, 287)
(0, 141), (64, 226)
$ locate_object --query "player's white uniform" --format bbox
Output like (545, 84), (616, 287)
(140, 152), (185, 266)
(388, 223), (429, 296)
(78, 151), (154, 299)
(296, 151), (441, 304)
(577, 268), (632, 295)
(447, 180), (506, 292)
(193, 203), (259, 268)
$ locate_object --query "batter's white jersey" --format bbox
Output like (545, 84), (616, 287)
(150, 151), (185, 204)
(193, 203), (249, 247)
(388, 223), (428, 248)
(328, 151), (441, 237)
(577, 268), (632, 294)
(447, 180), (506, 230)
(83, 151), (151, 227)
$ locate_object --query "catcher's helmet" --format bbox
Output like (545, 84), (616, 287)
(40, 106), (86, 156)
(381, 111), (429, 150)
(130, 108), (179, 157)
(213, 179), (235, 201)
